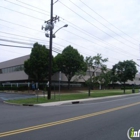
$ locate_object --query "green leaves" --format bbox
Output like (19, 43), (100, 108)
(112, 60), (138, 83)
(112, 60), (138, 93)
(24, 42), (50, 82)
(54, 45), (87, 88)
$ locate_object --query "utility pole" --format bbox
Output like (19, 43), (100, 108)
(41, 0), (67, 100)
(48, 0), (53, 100)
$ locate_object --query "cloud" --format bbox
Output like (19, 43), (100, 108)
(0, 0), (140, 71)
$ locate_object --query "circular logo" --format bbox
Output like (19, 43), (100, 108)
(127, 127), (134, 140)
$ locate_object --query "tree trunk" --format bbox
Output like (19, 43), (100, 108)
(68, 78), (71, 90)
(123, 82), (125, 94)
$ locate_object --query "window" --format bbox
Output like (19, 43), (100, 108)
(1, 65), (24, 74)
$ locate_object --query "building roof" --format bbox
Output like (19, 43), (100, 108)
(0, 55), (30, 69)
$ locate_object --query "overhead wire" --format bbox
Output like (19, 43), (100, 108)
(0, 30), (116, 65)
(79, 0), (140, 43)
(69, 0), (138, 46)
(0, 21), (137, 59)
(16, 0), (50, 14)
(0, 19), (131, 58)
(0, 21), (138, 63)
(14, 0), (139, 55)
(0, 6), (45, 21)
(59, 1), (138, 50)
(0, 0), (138, 65)
(7, 0), (139, 57)
(4, 0), (49, 16)
(0, 43), (60, 53)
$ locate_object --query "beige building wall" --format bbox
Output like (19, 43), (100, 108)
(0, 55), (29, 82)
(0, 55), (140, 85)
(0, 55), (29, 69)
(0, 71), (28, 82)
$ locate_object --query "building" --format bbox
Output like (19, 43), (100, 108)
(0, 55), (140, 87)
(0, 55), (29, 83)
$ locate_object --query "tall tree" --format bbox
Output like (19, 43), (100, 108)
(85, 54), (108, 88)
(97, 70), (112, 89)
(24, 43), (51, 87)
(75, 54), (108, 91)
(54, 45), (87, 89)
(112, 60), (138, 93)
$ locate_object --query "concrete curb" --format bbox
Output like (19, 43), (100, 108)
(35, 92), (140, 106)
(3, 101), (34, 106)
(3, 101), (23, 106)
(2, 92), (140, 107)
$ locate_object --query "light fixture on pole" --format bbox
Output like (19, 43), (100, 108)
(45, 24), (68, 38)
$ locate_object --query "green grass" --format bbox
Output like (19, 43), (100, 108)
(7, 89), (139, 105)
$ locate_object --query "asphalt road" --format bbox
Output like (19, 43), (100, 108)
(0, 94), (140, 140)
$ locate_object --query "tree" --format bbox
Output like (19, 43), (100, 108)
(112, 60), (138, 93)
(97, 70), (112, 89)
(24, 42), (51, 87)
(75, 54), (108, 92)
(85, 54), (108, 88)
(54, 45), (87, 89)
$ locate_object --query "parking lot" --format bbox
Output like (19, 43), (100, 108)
(0, 92), (35, 101)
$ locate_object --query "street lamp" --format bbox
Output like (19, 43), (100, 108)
(42, 21), (68, 99)
(45, 24), (68, 38)
(41, 0), (68, 100)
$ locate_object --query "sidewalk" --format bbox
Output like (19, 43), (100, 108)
(35, 92), (140, 107)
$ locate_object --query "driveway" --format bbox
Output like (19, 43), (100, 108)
(0, 92), (36, 101)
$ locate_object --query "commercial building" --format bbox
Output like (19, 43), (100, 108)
(0, 55), (140, 87)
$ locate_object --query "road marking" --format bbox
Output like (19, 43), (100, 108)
(1, 101), (140, 138)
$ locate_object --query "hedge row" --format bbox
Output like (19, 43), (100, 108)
(121, 86), (140, 90)
(0, 86), (29, 91)
(0, 84), (48, 91)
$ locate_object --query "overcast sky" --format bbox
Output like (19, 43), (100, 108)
(0, 0), (140, 71)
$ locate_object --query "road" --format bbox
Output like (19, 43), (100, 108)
(0, 93), (140, 140)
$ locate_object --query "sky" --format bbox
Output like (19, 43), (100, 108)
(0, 0), (140, 72)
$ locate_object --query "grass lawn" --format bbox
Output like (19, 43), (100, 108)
(7, 89), (139, 105)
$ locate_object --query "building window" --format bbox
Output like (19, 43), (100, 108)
(0, 65), (24, 74)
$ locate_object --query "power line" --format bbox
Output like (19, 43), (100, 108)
(79, 0), (140, 43)
(61, 28), (138, 58)
(10, 0), (139, 56)
(59, 1), (138, 50)
(0, 31), (123, 64)
(0, 31), (48, 42)
(4, 0), (49, 16)
(0, 20), (138, 59)
(4, 2), (138, 57)
(16, 0), (50, 14)
(0, 38), (33, 45)
(0, 43), (60, 53)
(0, 44), (32, 48)
(59, 19), (138, 58)
(69, 0), (138, 47)
(0, 18), (138, 63)
(0, 6), (45, 21)
(0, 24), (138, 60)
(0, 19), (43, 32)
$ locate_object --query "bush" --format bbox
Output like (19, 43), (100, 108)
(121, 86), (140, 90)
(0, 86), (3, 91)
